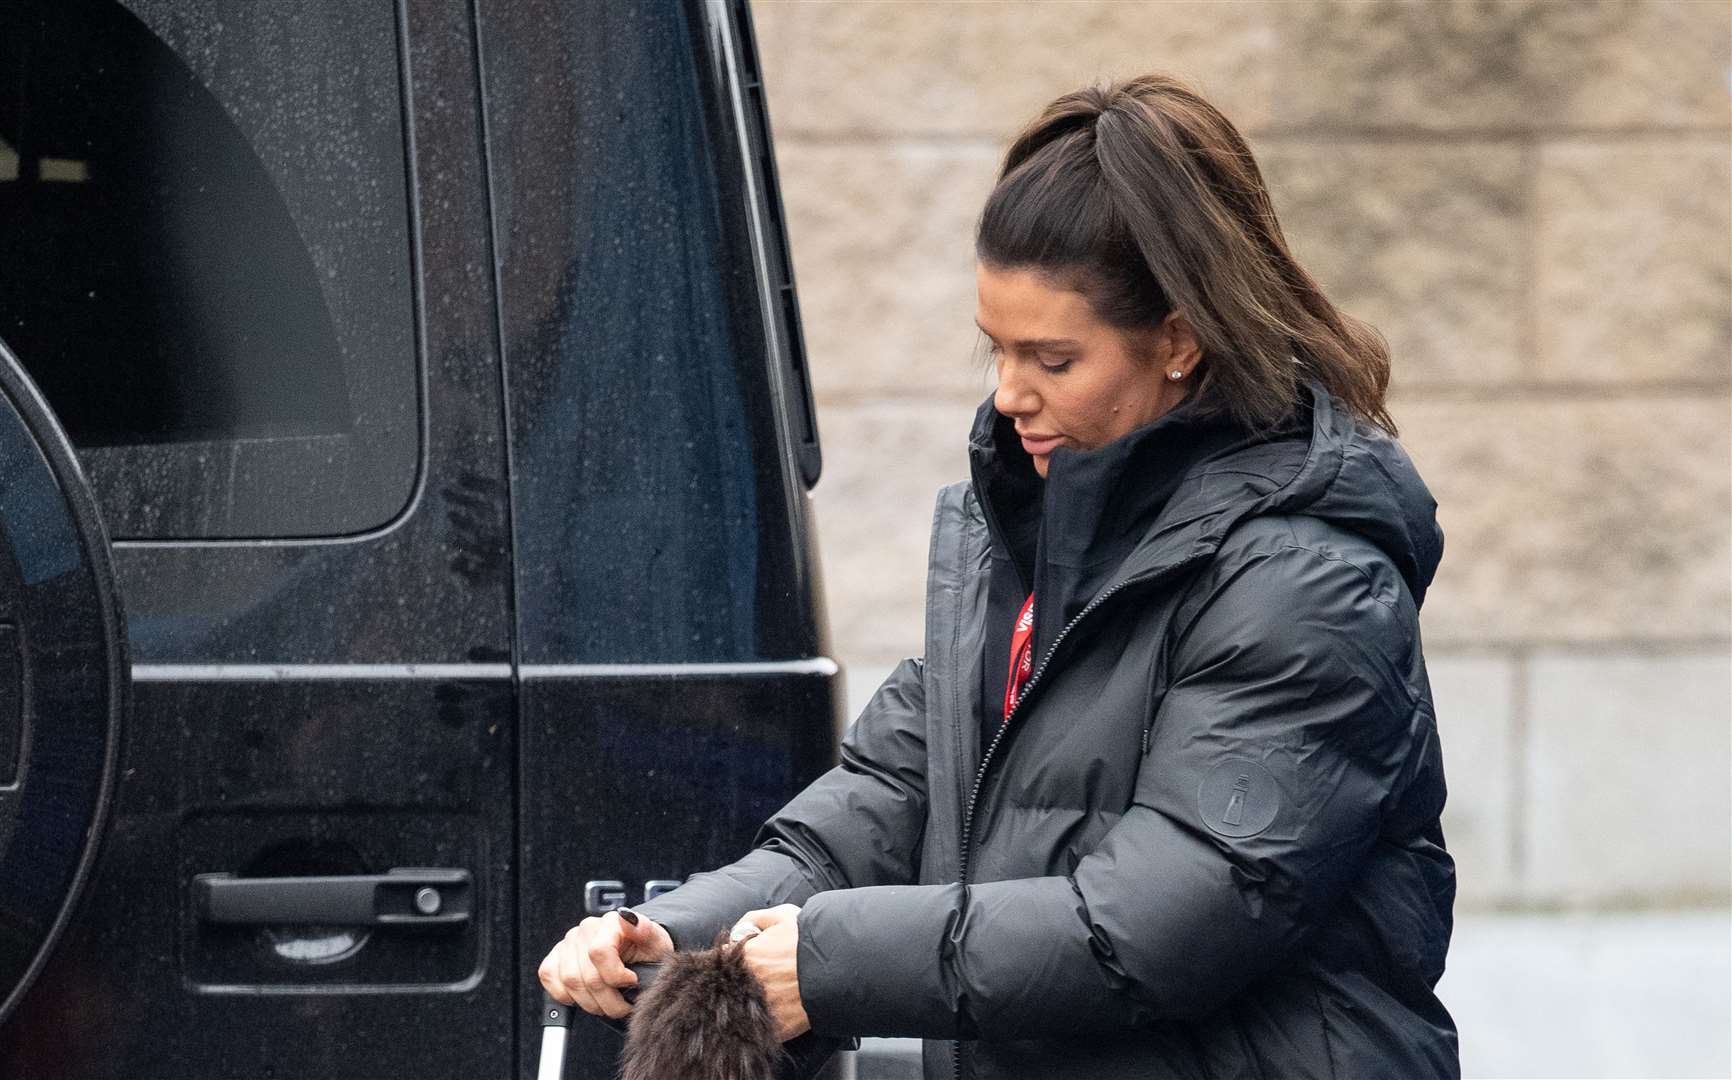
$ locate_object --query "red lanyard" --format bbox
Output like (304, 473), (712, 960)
(1002, 592), (1035, 724)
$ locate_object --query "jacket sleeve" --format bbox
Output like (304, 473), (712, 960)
(630, 656), (929, 951)
(796, 543), (1427, 1039)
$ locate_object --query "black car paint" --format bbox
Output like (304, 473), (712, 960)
(0, 1), (839, 1077)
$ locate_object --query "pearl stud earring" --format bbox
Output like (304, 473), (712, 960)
(1168, 370), (1184, 381)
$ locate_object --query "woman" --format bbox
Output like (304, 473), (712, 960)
(541, 73), (1459, 1079)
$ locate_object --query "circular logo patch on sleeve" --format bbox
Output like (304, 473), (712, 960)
(1198, 759), (1280, 838)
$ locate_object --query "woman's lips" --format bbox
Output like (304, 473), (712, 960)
(1019, 433), (1064, 456)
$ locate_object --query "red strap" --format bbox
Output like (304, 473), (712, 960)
(1002, 592), (1035, 724)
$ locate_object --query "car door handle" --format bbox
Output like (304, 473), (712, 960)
(194, 867), (471, 927)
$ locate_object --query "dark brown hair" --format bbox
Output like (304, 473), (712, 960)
(976, 73), (1396, 436)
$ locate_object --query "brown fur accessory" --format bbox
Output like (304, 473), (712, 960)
(620, 936), (786, 1080)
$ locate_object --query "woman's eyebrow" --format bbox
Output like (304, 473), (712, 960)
(973, 320), (1079, 349)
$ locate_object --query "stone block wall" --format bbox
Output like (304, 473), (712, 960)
(749, 0), (1731, 910)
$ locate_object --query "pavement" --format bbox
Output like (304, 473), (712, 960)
(1438, 909), (1730, 1079)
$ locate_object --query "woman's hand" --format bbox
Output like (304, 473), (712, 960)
(733, 904), (811, 1042)
(538, 908), (675, 1020)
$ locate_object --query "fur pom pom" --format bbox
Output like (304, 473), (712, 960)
(620, 939), (785, 1080)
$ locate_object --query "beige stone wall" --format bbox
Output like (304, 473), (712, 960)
(751, 0), (1732, 910)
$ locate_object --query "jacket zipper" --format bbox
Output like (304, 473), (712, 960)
(959, 574), (1140, 881)
(949, 573), (1143, 1080)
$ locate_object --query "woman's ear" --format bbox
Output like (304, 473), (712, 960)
(1156, 310), (1203, 378)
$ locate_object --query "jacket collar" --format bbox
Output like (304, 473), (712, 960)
(964, 376), (1444, 627)
(966, 387), (1299, 643)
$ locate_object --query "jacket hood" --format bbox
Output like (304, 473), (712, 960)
(966, 377), (1444, 612)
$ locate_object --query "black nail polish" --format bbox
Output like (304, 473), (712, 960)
(617, 908), (640, 926)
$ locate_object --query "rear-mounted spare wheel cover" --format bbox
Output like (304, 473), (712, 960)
(0, 341), (126, 1025)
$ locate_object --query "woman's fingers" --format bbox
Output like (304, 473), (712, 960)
(541, 916), (637, 1020)
(536, 942), (572, 1005)
(615, 908), (676, 963)
(571, 939), (632, 1019)
(588, 911), (643, 988)
(564, 961), (605, 1018)
(560, 924), (605, 1015)
(537, 910), (676, 1021)
(738, 915), (810, 1042)
(541, 930), (592, 1011)
(736, 903), (801, 934)
(587, 938), (638, 991)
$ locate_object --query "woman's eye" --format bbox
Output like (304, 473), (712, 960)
(1039, 356), (1073, 373)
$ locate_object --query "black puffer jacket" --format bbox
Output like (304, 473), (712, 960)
(635, 378), (1459, 1079)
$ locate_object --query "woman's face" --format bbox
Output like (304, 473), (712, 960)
(976, 262), (1197, 478)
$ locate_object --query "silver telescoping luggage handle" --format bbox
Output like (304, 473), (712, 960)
(534, 992), (572, 1080)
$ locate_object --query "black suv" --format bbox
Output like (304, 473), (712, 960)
(0, 2), (843, 1076)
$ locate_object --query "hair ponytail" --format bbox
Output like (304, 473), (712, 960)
(977, 73), (1397, 436)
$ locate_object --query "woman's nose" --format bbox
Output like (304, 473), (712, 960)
(993, 359), (1038, 418)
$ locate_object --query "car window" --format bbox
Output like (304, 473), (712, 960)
(0, 0), (419, 539)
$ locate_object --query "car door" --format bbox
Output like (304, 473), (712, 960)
(477, 1), (845, 1076)
(0, 2), (518, 1076)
